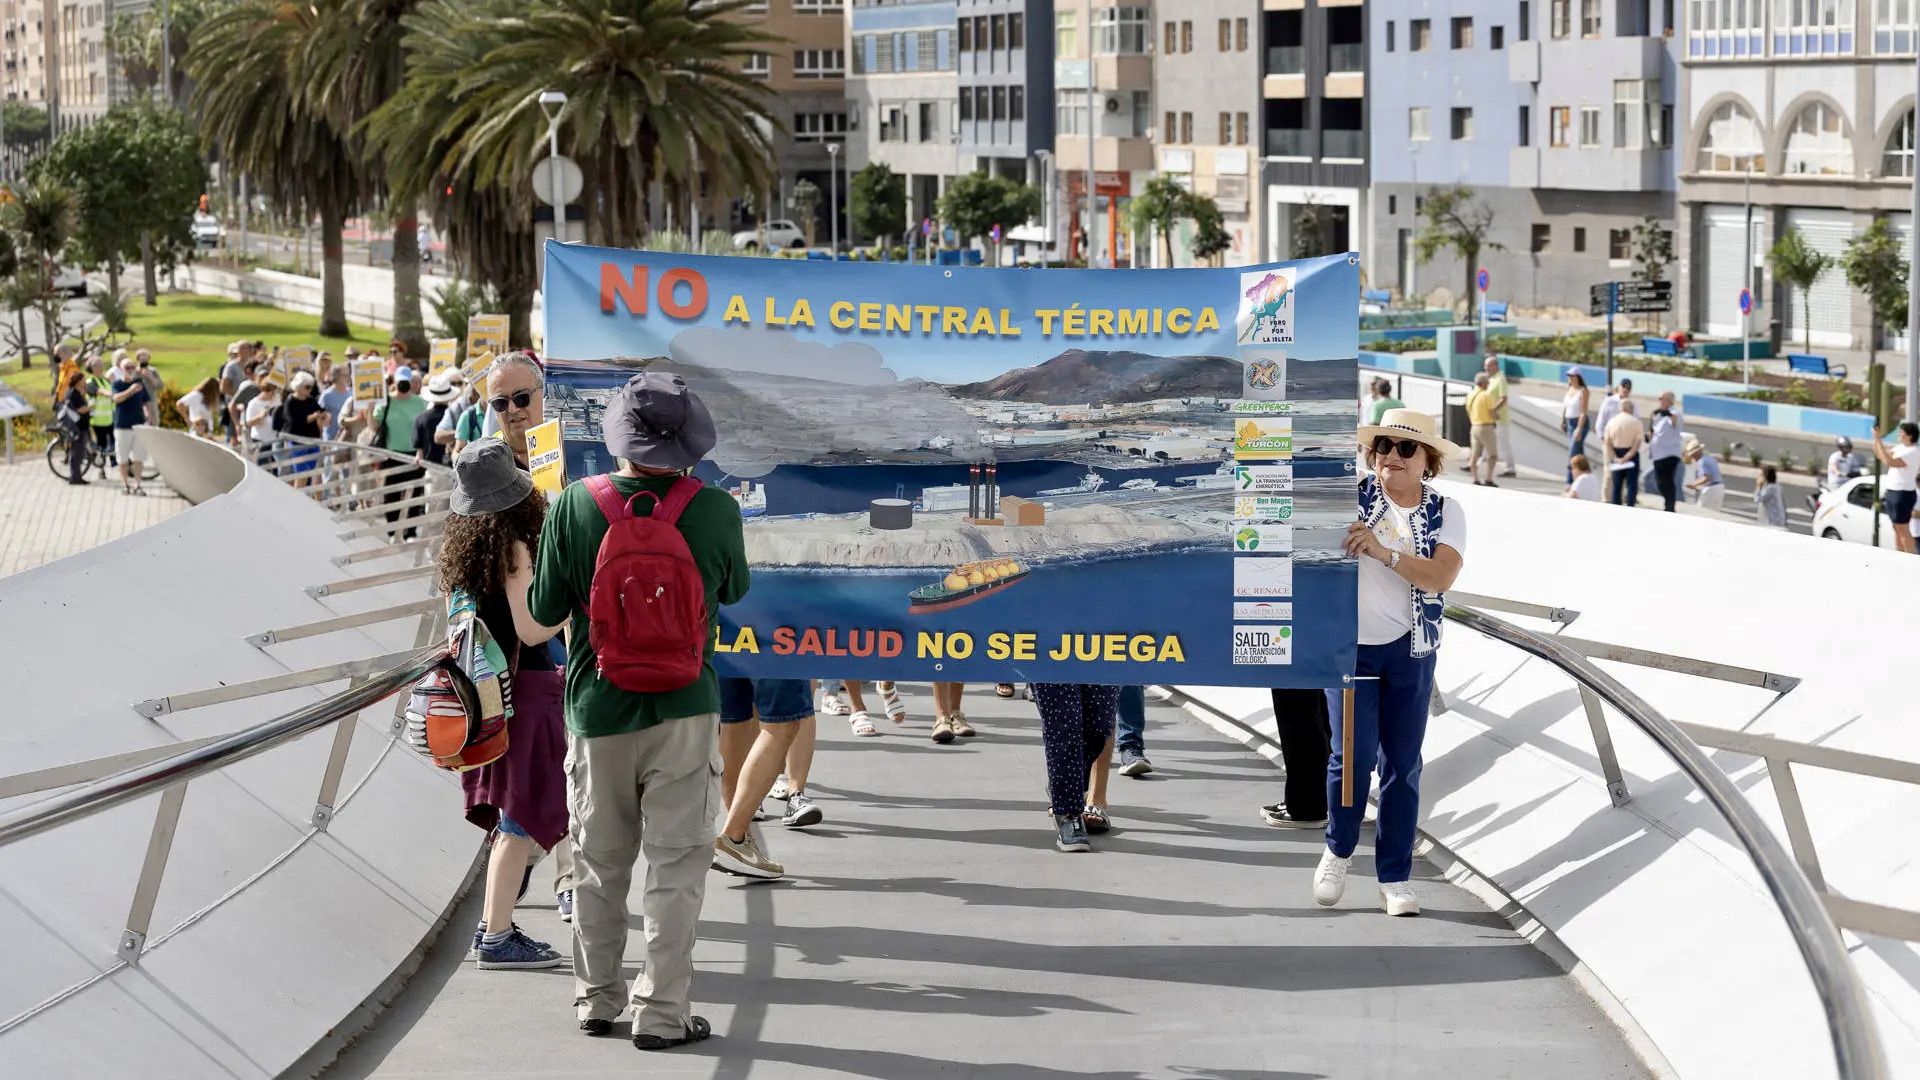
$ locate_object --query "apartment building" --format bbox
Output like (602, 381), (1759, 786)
(735, 0), (849, 241)
(1053, 1), (1153, 265)
(1262, 0), (1370, 264)
(1153, 3), (1261, 265)
(1676, 0), (1915, 349)
(54, 0), (107, 128)
(1, 0), (55, 108)
(956, 0), (1054, 183)
(846, 0), (960, 230)
(1370, 0), (1677, 311)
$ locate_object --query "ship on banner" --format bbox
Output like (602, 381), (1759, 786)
(541, 243), (1358, 687)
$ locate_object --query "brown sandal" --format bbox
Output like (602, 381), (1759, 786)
(948, 711), (977, 738)
(931, 716), (956, 744)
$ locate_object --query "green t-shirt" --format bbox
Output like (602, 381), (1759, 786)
(1370, 396), (1404, 425)
(374, 394), (428, 452)
(528, 474), (750, 738)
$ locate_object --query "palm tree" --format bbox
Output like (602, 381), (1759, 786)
(0, 176), (78, 366)
(186, 0), (361, 336)
(376, 0), (779, 247)
(296, 0), (429, 358)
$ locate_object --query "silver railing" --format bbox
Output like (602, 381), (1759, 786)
(0, 435), (458, 1036)
(1443, 604), (1890, 1080)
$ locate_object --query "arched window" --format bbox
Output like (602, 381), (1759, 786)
(1696, 101), (1765, 173)
(1782, 102), (1853, 176)
(1883, 109), (1915, 179)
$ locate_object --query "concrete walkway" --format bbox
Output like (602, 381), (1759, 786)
(325, 689), (1648, 1080)
(0, 456), (184, 577)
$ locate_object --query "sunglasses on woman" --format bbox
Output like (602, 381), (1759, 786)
(1371, 436), (1422, 459)
(490, 389), (535, 413)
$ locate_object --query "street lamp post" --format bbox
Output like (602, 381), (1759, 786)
(1035, 149), (1052, 263)
(538, 89), (569, 245)
(827, 141), (841, 253)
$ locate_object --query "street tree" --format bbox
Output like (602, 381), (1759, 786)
(1630, 214), (1672, 283)
(372, 0), (777, 249)
(1841, 217), (1910, 546)
(34, 101), (206, 306)
(188, 0), (362, 336)
(298, 0), (430, 358)
(107, 0), (222, 103)
(1767, 229), (1833, 355)
(1413, 185), (1500, 311)
(849, 163), (906, 248)
(0, 176), (78, 368)
(1127, 176), (1187, 267)
(1189, 194), (1230, 266)
(2, 102), (48, 149)
(938, 172), (1040, 260)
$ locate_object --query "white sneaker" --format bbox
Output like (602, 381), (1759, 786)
(1379, 881), (1420, 917)
(817, 690), (850, 716)
(1313, 850), (1351, 907)
(768, 774), (792, 801)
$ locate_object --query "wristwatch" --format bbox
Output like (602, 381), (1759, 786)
(1388, 550), (1402, 570)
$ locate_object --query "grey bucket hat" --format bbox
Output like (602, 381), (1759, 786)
(449, 437), (534, 516)
(601, 371), (715, 470)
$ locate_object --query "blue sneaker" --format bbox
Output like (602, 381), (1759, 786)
(1053, 813), (1091, 852)
(476, 928), (564, 970)
(1117, 749), (1154, 777)
(473, 922), (549, 954)
(557, 889), (574, 923)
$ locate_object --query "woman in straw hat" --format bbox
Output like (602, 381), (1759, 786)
(1313, 408), (1467, 918)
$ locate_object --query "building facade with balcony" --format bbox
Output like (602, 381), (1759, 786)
(1676, 1), (1914, 349)
(53, 0), (107, 129)
(1369, 0), (1677, 312)
(1152, 2), (1261, 265)
(1053, 1), (1155, 265)
(1262, 0), (1370, 264)
(0, 0), (57, 108)
(956, 0), (1054, 184)
(847, 0), (961, 234)
(730, 0), (849, 244)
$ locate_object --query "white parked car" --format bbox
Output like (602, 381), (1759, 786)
(191, 212), (226, 249)
(1809, 475), (1906, 545)
(731, 219), (807, 251)
(47, 261), (85, 298)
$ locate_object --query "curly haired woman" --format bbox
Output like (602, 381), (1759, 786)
(438, 437), (568, 969)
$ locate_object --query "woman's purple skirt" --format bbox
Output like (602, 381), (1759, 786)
(461, 668), (568, 851)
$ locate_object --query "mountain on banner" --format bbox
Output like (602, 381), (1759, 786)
(952, 349), (1239, 404)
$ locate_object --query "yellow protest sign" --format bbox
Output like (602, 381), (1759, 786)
(525, 418), (565, 496)
(429, 338), (458, 376)
(352, 358), (385, 403)
(463, 350), (495, 399)
(287, 345), (313, 371)
(467, 314), (509, 362)
(264, 368), (288, 390)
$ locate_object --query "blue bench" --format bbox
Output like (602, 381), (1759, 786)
(1787, 353), (1847, 379)
(1361, 288), (1392, 307)
(1641, 336), (1681, 357)
(1480, 300), (1509, 323)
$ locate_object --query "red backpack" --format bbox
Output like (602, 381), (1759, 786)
(583, 474), (710, 693)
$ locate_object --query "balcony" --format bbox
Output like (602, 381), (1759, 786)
(1324, 69), (1364, 98)
(1327, 42), (1363, 71)
(1266, 128), (1311, 158)
(1323, 128), (1365, 160)
(1266, 45), (1304, 74)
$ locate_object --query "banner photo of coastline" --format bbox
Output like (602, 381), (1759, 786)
(542, 243), (1358, 688)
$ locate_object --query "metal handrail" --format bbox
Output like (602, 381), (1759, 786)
(274, 432), (457, 477)
(1443, 604), (1888, 1080)
(0, 646), (446, 851)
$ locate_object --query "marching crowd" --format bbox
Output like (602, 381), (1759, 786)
(407, 357), (1466, 1053)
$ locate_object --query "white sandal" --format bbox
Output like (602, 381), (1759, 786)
(848, 711), (880, 737)
(879, 682), (907, 723)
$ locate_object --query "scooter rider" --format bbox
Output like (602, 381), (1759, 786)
(1827, 437), (1862, 491)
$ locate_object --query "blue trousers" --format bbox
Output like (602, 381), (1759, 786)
(1116, 685), (1146, 754)
(1563, 417), (1585, 481)
(1323, 635), (1435, 884)
(1033, 683), (1119, 816)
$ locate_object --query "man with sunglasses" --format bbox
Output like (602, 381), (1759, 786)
(487, 352), (547, 469)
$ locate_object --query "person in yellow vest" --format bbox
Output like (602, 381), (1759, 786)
(1464, 371), (1499, 486)
(85, 354), (117, 468)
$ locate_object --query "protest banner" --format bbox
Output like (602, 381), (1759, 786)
(542, 244), (1358, 687)
(466, 314), (509, 363)
(286, 346), (312, 372)
(351, 358), (385, 403)
(429, 338), (458, 377)
(524, 419), (565, 496)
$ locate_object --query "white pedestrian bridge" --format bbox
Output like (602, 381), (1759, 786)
(0, 428), (1914, 1079)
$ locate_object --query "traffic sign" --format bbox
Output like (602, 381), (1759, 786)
(1738, 287), (1753, 315)
(1476, 267), (1490, 293)
(1589, 282), (1617, 318)
(531, 155), (583, 206)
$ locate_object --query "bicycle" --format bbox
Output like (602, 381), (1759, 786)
(44, 424), (107, 482)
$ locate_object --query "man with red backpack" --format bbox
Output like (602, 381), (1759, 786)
(527, 372), (749, 1052)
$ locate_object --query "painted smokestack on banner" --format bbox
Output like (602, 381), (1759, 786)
(968, 463), (981, 518)
(986, 463), (999, 519)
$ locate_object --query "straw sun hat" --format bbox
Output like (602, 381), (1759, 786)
(1356, 407), (1463, 461)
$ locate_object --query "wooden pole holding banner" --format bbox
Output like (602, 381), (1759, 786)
(1340, 685), (1355, 807)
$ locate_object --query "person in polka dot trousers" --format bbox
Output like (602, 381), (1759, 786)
(1031, 683), (1121, 852)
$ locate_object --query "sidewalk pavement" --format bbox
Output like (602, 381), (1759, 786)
(323, 689), (1647, 1080)
(0, 456), (183, 577)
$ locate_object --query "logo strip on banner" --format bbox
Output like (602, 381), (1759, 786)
(541, 244), (1359, 687)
